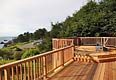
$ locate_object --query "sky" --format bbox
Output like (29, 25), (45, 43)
(0, 0), (88, 37)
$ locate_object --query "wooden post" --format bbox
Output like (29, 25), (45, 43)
(72, 46), (74, 60)
(4, 68), (10, 80)
(0, 69), (2, 80)
(30, 61), (33, 80)
(28, 62), (31, 80)
(11, 67), (14, 80)
(20, 64), (23, 80)
(16, 65), (19, 80)
(43, 56), (47, 80)
(24, 63), (27, 80)
(33, 60), (36, 80)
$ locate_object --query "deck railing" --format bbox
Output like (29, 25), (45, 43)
(75, 37), (116, 46)
(0, 45), (74, 80)
(52, 38), (74, 49)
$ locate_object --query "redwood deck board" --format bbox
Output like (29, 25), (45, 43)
(49, 61), (116, 80)
(113, 62), (116, 80)
(48, 49), (116, 80)
(48, 62), (97, 80)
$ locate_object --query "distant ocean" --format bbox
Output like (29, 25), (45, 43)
(0, 37), (14, 48)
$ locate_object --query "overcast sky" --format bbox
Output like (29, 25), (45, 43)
(0, 0), (88, 37)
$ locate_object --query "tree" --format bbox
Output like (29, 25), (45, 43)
(51, 0), (116, 37)
(34, 28), (47, 40)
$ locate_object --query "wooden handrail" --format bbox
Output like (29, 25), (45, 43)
(0, 45), (74, 80)
(52, 38), (74, 49)
(74, 37), (116, 46)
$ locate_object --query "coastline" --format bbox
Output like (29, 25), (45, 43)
(0, 37), (14, 48)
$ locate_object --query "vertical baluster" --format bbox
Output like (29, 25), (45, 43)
(38, 58), (40, 79)
(28, 62), (30, 80)
(36, 59), (39, 80)
(16, 65), (19, 80)
(4, 68), (10, 80)
(42, 57), (45, 77)
(34, 60), (36, 80)
(24, 63), (26, 80)
(30, 61), (33, 80)
(45, 56), (48, 74)
(43, 56), (47, 80)
(40, 57), (43, 77)
(0, 69), (2, 80)
(20, 64), (23, 80)
(40, 57), (42, 77)
(38, 58), (41, 80)
(12, 67), (14, 80)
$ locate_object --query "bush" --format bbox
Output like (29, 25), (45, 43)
(14, 47), (22, 51)
(21, 48), (40, 59)
(0, 49), (13, 60)
(13, 51), (23, 60)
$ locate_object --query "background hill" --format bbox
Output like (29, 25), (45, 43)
(51, 0), (116, 37)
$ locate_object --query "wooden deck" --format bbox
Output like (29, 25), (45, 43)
(48, 61), (98, 80)
(49, 48), (116, 80)
(49, 61), (116, 80)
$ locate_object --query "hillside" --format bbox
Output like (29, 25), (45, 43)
(51, 0), (116, 37)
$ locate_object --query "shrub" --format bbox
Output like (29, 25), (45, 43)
(13, 51), (23, 60)
(14, 47), (22, 51)
(0, 49), (13, 60)
(21, 48), (40, 59)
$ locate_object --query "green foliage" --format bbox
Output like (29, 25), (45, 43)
(34, 28), (47, 40)
(14, 47), (22, 51)
(13, 28), (47, 43)
(0, 60), (15, 65)
(50, 22), (63, 38)
(51, 0), (116, 37)
(0, 49), (13, 60)
(13, 51), (23, 60)
(21, 48), (40, 59)
(38, 37), (52, 53)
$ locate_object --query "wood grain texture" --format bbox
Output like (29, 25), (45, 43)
(49, 62), (98, 80)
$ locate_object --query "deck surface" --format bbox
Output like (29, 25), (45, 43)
(49, 61), (116, 80)
(49, 48), (116, 80)
(48, 62), (98, 80)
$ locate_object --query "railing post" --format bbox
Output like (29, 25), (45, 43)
(16, 65), (19, 80)
(28, 62), (31, 80)
(43, 56), (47, 80)
(62, 50), (64, 66)
(11, 67), (14, 80)
(0, 69), (2, 80)
(24, 63), (27, 80)
(71, 45), (74, 60)
(20, 64), (23, 80)
(4, 68), (10, 80)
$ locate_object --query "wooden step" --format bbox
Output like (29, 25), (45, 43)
(96, 57), (116, 63)
(90, 53), (116, 63)
(98, 54), (116, 58)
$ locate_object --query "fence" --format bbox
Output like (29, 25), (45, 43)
(0, 45), (74, 80)
(52, 38), (74, 49)
(75, 37), (116, 47)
